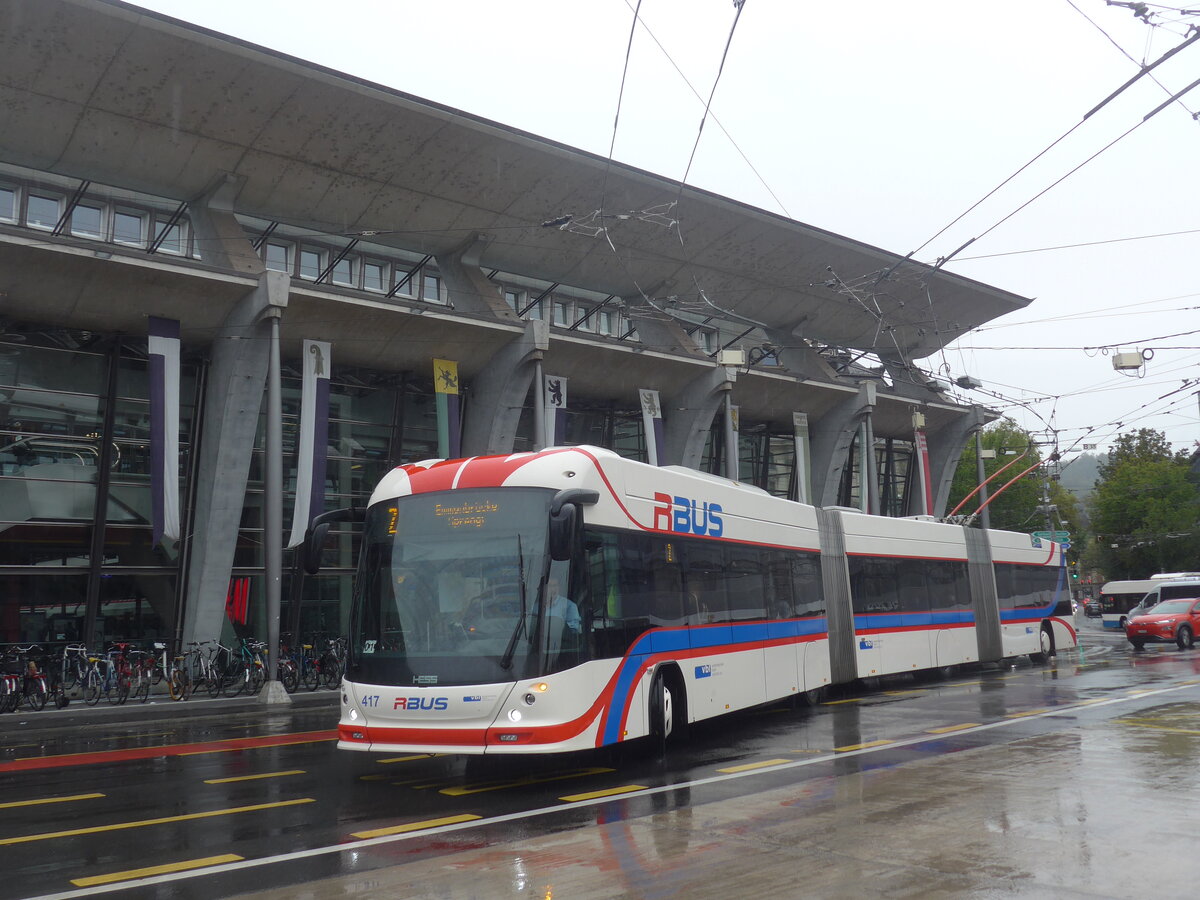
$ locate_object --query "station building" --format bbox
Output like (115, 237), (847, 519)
(0, 0), (1028, 650)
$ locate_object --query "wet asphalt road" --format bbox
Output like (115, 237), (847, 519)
(3, 616), (1200, 899)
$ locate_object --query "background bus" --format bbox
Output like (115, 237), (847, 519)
(1099, 574), (1200, 630)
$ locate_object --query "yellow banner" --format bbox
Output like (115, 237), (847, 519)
(433, 359), (459, 395)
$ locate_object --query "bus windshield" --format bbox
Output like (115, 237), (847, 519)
(349, 487), (573, 687)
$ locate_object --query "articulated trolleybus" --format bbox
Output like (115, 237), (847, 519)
(325, 446), (1074, 756)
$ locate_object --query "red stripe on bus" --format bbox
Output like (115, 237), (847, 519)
(0, 730), (338, 773)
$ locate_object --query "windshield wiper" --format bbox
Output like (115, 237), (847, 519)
(499, 535), (528, 671)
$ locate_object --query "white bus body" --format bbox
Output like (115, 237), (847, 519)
(334, 447), (1073, 755)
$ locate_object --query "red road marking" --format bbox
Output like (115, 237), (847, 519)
(0, 730), (338, 773)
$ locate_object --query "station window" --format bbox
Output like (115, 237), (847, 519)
(553, 301), (569, 326)
(392, 269), (415, 296)
(26, 194), (60, 230)
(331, 257), (355, 286)
(155, 220), (186, 255)
(421, 273), (441, 303)
(299, 248), (323, 281)
(363, 261), (386, 292)
(71, 204), (104, 238)
(264, 242), (290, 273)
(505, 289), (521, 312)
(113, 210), (146, 246)
(0, 186), (14, 222)
(526, 297), (544, 320)
(598, 309), (616, 335)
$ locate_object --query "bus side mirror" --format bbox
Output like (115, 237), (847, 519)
(302, 506), (364, 575)
(549, 489), (599, 561)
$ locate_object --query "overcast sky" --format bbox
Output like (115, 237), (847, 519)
(124, 0), (1200, 463)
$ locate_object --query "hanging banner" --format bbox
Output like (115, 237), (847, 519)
(148, 316), (180, 546)
(914, 428), (934, 516)
(225, 576), (250, 626)
(639, 388), (664, 466)
(792, 412), (811, 505)
(287, 340), (331, 548)
(433, 358), (461, 459)
(544, 374), (568, 446)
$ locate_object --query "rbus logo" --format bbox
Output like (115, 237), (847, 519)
(652, 492), (724, 537)
(394, 697), (449, 710)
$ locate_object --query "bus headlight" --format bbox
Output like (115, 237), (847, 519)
(508, 708), (523, 722)
(348, 707), (359, 721)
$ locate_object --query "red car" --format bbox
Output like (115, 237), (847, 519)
(1126, 597), (1200, 650)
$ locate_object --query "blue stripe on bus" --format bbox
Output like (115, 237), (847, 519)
(600, 618), (831, 745)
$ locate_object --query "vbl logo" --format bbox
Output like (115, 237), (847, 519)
(652, 492), (724, 537)
(394, 697), (449, 710)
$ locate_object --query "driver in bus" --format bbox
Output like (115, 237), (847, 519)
(546, 578), (581, 633)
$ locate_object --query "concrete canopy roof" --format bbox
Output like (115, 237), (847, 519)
(0, 0), (1030, 362)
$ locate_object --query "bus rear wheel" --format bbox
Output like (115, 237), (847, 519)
(649, 668), (686, 753)
(1030, 624), (1055, 664)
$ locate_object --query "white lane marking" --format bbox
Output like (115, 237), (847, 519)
(27, 678), (1199, 900)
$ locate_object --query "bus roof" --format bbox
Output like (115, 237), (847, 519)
(1099, 580), (1159, 595)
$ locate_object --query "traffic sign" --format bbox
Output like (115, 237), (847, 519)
(1032, 530), (1070, 542)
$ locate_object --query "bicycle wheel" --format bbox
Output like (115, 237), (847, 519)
(205, 667), (223, 697)
(321, 656), (342, 689)
(108, 673), (130, 705)
(168, 667), (190, 701)
(24, 676), (48, 712)
(246, 662), (262, 696)
(133, 676), (150, 703)
(279, 660), (299, 694)
(83, 676), (102, 706)
(302, 660), (320, 692)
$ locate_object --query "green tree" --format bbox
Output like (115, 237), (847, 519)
(1088, 429), (1200, 579)
(948, 418), (1080, 536)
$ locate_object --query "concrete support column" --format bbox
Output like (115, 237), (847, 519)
(809, 382), (876, 509)
(460, 320), (549, 456)
(662, 366), (735, 469)
(182, 270), (290, 646)
(436, 234), (521, 320)
(925, 405), (989, 517)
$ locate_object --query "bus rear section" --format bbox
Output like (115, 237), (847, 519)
(1099, 580), (1159, 630)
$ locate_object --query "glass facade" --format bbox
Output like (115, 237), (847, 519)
(0, 328), (447, 651)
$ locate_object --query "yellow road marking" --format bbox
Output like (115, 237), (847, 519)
(948, 680), (981, 687)
(441, 767), (614, 796)
(1126, 689), (1155, 695)
(1078, 698), (1107, 704)
(884, 689), (927, 696)
(1005, 709), (1049, 718)
(71, 854), (243, 887)
(352, 813), (481, 839)
(1121, 723), (1200, 736)
(925, 724), (981, 734)
(0, 798), (314, 846)
(376, 754), (436, 764)
(560, 785), (647, 803)
(178, 736), (331, 757)
(822, 698), (862, 705)
(0, 792), (105, 810)
(203, 770), (305, 784)
(834, 739), (893, 753)
(716, 758), (792, 774)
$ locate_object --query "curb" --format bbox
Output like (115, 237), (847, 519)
(3, 686), (339, 730)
